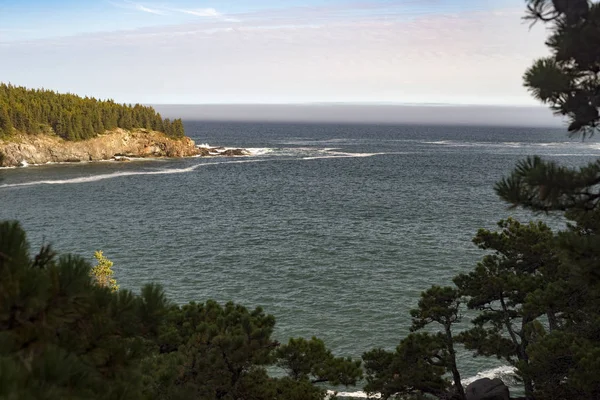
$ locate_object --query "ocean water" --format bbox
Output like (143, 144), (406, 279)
(2, 122), (599, 396)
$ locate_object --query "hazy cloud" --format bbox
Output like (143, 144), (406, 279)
(110, 1), (229, 20)
(135, 4), (166, 15)
(0, 1), (550, 106)
(154, 104), (564, 127)
(109, 1), (169, 15)
(177, 8), (221, 17)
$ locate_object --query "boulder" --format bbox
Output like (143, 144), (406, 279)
(465, 378), (510, 400)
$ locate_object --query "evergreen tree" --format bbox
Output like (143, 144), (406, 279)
(0, 221), (168, 400)
(496, 0), (600, 210)
(453, 219), (557, 400)
(410, 286), (465, 400)
(276, 337), (362, 386)
(0, 105), (13, 138)
(493, 2), (600, 398)
(363, 332), (451, 400)
(171, 119), (185, 138)
(0, 83), (186, 140)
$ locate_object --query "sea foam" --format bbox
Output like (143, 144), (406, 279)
(324, 365), (517, 399)
(0, 159), (265, 189)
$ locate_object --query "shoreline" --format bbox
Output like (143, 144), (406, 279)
(0, 129), (249, 168)
(0, 150), (252, 170)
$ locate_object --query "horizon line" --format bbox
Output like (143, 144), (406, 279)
(150, 102), (547, 108)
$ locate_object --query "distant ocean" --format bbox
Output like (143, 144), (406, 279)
(2, 121), (599, 396)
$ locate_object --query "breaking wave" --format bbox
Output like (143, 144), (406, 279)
(421, 140), (600, 152)
(0, 159), (265, 189)
(325, 365), (518, 399)
(461, 365), (518, 386)
(1, 147), (406, 189)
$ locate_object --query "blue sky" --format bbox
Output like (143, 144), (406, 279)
(0, 0), (549, 105)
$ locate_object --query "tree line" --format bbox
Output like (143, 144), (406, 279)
(362, 2), (600, 398)
(0, 83), (185, 140)
(0, 221), (362, 400)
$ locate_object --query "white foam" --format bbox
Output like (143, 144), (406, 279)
(302, 151), (388, 160)
(323, 366), (516, 399)
(0, 159), (265, 189)
(461, 365), (517, 386)
(245, 148), (273, 156)
(423, 140), (453, 145)
(422, 140), (600, 151)
(326, 390), (379, 399)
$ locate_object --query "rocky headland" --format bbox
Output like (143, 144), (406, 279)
(0, 128), (248, 167)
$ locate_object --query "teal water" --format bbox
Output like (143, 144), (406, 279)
(2, 122), (599, 395)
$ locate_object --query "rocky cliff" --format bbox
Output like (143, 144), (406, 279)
(0, 129), (211, 167)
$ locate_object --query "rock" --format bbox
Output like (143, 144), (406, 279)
(220, 148), (247, 157)
(0, 129), (203, 167)
(465, 378), (510, 400)
(0, 129), (251, 167)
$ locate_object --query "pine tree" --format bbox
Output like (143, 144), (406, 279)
(410, 286), (465, 400)
(0, 105), (13, 137)
(493, 4), (600, 397)
(276, 337), (362, 386)
(496, 0), (600, 211)
(0, 221), (167, 400)
(0, 83), (186, 140)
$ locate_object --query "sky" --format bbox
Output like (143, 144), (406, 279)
(0, 0), (551, 106)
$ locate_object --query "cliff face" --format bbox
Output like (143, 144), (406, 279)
(0, 129), (206, 167)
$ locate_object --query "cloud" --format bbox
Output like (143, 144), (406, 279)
(109, 1), (168, 15)
(112, 2), (232, 20)
(178, 8), (221, 18)
(135, 4), (166, 15)
(0, 2), (549, 105)
(174, 7), (240, 22)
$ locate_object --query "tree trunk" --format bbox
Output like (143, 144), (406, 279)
(500, 296), (534, 400)
(519, 317), (535, 400)
(547, 310), (558, 331)
(445, 324), (465, 400)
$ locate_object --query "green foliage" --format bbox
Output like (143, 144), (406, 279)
(410, 286), (465, 399)
(496, 156), (600, 211)
(0, 221), (169, 400)
(363, 286), (465, 400)
(148, 300), (278, 399)
(363, 333), (451, 400)
(410, 286), (461, 331)
(1, 221), (361, 400)
(497, 1), (600, 212)
(524, 0), (599, 136)
(0, 105), (13, 138)
(0, 83), (185, 140)
(453, 219), (557, 398)
(493, 2), (600, 398)
(144, 302), (360, 399)
(90, 250), (118, 292)
(276, 337), (362, 386)
(362, 215), (592, 400)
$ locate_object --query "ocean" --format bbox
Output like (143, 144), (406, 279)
(2, 121), (599, 396)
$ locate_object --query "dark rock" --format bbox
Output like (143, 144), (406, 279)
(465, 378), (510, 400)
(220, 148), (246, 157)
